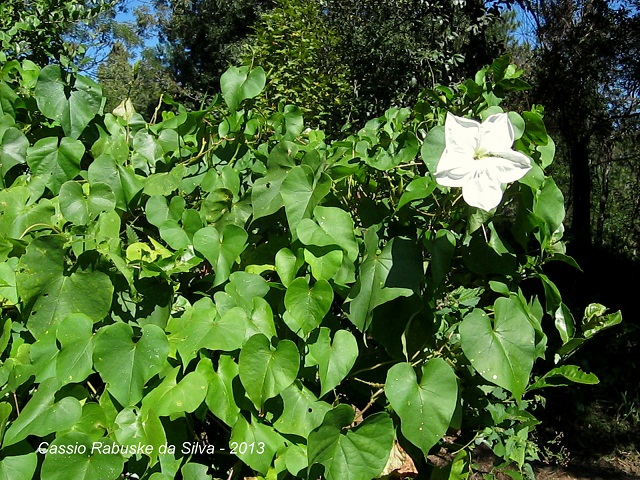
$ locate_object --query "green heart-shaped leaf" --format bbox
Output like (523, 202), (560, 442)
(307, 328), (358, 396)
(0, 452), (37, 480)
(230, 415), (285, 475)
(93, 323), (170, 406)
(459, 297), (536, 399)
(16, 236), (113, 339)
(283, 278), (333, 337)
(239, 334), (299, 410)
(308, 405), (394, 480)
(26, 137), (84, 195)
(141, 367), (207, 417)
(2, 378), (82, 447)
(273, 381), (332, 437)
(193, 224), (248, 286)
(55, 313), (94, 385)
(385, 359), (458, 456)
(197, 356), (241, 427)
(59, 181), (116, 225)
(220, 66), (266, 111)
(40, 432), (125, 480)
(167, 298), (247, 365)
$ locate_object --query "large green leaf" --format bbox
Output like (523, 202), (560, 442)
(385, 359), (458, 456)
(297, 206), (358, 261)
(280, 165), (331, 234)
(283, 277), (333, 337)
(230, 415), (285, 475)
(346, 231), (420, 330)
(167, 298), (247, 365)
(197, 356), (241, 427)
(0, 453), (37, 480)
(55, 313), (94, 385)
(220, 66), (266, 111)
(193, 224), (248, 286)
(59, 181), (116, 225)
(273, 382), (331, 437)
(306, 327), (358, 396)
(93, 323), (170, 406)
(141, 367), (208, 416)
(308, 405), (394, 480)
(35, 66), (102, 139)
(239, 334), (300, 410)
(16, 236), (113, 339)
(40, 432), (125, 480)
(2, 378), (82, 447)
(26, 137), (84, 194)
(87, 155), (144, 211)
(114, 407), (166, 461)
(0, 127), (28, 179)
(459, 297), (536, 399)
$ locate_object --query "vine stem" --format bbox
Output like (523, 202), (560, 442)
(13, 392), (20, 415)
(353, 387), (385, 424)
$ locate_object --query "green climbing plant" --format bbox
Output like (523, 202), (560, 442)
(0, 54), (622, 480)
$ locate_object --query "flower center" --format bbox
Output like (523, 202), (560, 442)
(473, 147), (488, 161)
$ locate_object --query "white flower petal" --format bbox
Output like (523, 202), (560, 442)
(434, 158), (477, 187)
(462, 169), (504, 211)
(479, 113), (514, 152)
(483, 151), (532, 183)
(445, 112), (479, 156)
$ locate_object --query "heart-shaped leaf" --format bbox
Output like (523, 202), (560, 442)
(308, 405), (394, 480)
(273, 382), (331, 437)
(167, 298), (247, 365)
(40, 432), (125, 480)
(280, 165), (331, 234)
(87, 155), (143, 210)
(0, 452), (37, 480)
(230, 415), (285, 475)
(2, 378), (82, 447)
(114, 407), (166, 461)
(197, 356), (241, 427)
(35, 65), (102, 139)
(193, 224), (248, 286)
(283, 278), (333, 337)
(55, 313), (94, 385)
(141, 367), (207, 417)
(16, 236), (113, 339)
(239, 334), (299, 410)
(220, 66), (266, 111)
(26, 137), (84, 194)
(93, 323), (170, 406)
(59, 181), (116, 225)
(385, 359), (458, 456)
(346, 231), (420, 331)
(459, 297), (536, 399)
(307, 327), (358, 396)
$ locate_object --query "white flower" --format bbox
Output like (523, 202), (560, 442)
(434, 112), (532, 211)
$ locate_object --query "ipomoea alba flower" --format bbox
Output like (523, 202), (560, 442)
(434, 112), (532, 211)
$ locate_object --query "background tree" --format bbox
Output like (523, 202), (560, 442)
(518, 0), (640, 254)
(0, 0), (116, 65)
(152, 0), (274, 104)
(241, 0), (353, 134)
(323, 0), (510, 125)
(97, 42), (179, 119)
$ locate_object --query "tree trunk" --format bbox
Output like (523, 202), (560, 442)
(569, 136), (592, 254)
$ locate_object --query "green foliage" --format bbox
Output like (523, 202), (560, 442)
(0, 0), (116, 66)
(0, 54), (622, 480)
(152, 0), (274, 101)
(242, 0), (353, 134)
